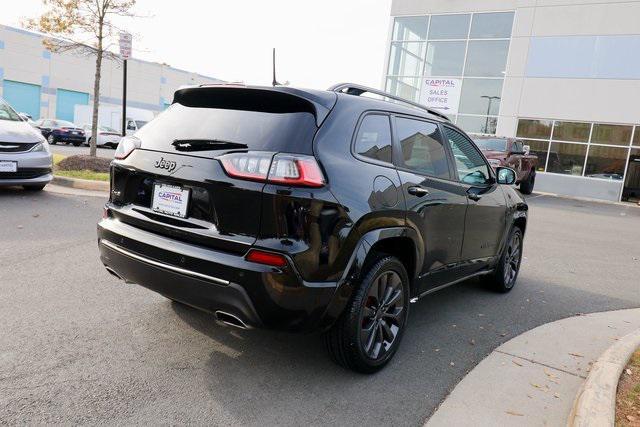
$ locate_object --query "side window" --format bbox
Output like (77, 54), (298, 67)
(355, 114), (393, 164)
(396, 117), (450, 179)
(512, 140), (523, 153)
(444, 127), (492, 185)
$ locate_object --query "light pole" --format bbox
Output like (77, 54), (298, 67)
(480, 95), (500, 133)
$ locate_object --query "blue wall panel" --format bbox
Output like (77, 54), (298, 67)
(56, 88), (89, 122)
(3, 80), (41, 119)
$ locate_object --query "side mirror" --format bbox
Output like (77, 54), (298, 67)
(523, 145), (530, 155)
(496, 167), (517, 185)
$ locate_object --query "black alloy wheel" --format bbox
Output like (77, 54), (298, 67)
(484, 226), (523, 293)
(360, 270), (405, 360)
(503, 230), (522, 288)
(325, 255), (410, 373)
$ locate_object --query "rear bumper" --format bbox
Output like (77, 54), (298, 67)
(97, 216), (339, 332)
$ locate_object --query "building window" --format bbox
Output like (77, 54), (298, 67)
(469, 12), (514, 39)
(464, 40), (510, 77)
(517, 118), (638, 182)
(458, 79), (503, 115)
(517, 119), (553, 140)
(385, 76), (421, 102)
(388, 42), (426, 77)
(424, 41), (466, 76)
(386, 12), (514, 136)
(547, 142), (588, 176)
(428, 14), (470, 40)
(552, 121), (591, 143)
(591, 124), (633, 146)
(584, 146), (628, 180)
(457, 115), (497, 135)
(392, 16), (429, 41)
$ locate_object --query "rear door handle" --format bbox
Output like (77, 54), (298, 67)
(408, 186), (430, 197)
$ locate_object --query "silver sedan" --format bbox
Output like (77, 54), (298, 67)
(0, 98), (53, 191)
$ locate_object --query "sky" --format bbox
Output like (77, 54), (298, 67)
(2, 0), (393, 90)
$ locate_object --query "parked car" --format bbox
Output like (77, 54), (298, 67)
(472, 136), (538, 194)
(82, 125), (122, 148)
(0, 97), (53, 191)
(18, 113), (39, 129)
(34, 119), (86, 146)
(98, 83), (528, 373)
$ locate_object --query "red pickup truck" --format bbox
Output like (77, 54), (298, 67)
(472, 136), (539, 194)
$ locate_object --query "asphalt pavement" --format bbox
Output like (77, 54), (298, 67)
(0, 188), (639, 425)
(50, 143), (114, 159)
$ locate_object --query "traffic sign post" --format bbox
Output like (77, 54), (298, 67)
(119, 32), (132, 136)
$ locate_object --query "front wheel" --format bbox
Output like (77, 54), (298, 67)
(324, 255), (410, 373)
(519, 172), (535, 195)
(483, 227), (523, 293)
(47, 134), (56, 145)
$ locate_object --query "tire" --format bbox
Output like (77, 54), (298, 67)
(72, 140), (82, 147)
(23, 184), (46, 191)
(324, 254), (410, 374)
(483, 227), (523, 293)
(519, 171), (535, 195)
(47, 134), (56, 145)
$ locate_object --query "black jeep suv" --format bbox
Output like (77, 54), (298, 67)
(98, 83), (527, 373)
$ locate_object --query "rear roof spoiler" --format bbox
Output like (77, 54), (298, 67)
(174, 85), (337, 127)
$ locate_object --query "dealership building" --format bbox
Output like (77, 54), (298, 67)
(384, 0), (640, 202)
(0, 24), (222, 123)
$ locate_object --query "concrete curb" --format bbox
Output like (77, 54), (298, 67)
(52, 175), (109, 192)
(568, 328), (640, 427)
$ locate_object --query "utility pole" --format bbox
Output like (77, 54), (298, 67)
(122, 59), (127, 136)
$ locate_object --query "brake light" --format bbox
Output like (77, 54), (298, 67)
(114, 136), (141, 160)
(219, 152), (325, 187)
(245, 249), (288, 267)
(219, 152), (272, 182)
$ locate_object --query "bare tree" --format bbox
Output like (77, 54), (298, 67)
(25, 0), (136, 157)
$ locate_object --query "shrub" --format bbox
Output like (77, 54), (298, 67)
(56, 155), (111, 173)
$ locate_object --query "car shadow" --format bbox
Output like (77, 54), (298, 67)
(169, 275), (637, 426)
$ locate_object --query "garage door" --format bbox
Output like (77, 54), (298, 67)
(2, 80), (41, 120)
(56, 89), (89, 122)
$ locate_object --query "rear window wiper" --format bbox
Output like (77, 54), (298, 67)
(172, 139), (248, 151)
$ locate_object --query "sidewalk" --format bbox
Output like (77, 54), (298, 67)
(426, 309), (640, 427)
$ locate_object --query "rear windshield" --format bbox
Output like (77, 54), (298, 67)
(473, 138), (508, 152)
(135, 103), (318, 155)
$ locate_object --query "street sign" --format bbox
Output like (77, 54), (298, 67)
(419, 78), (461, 115)
(119, 32), (132, 60)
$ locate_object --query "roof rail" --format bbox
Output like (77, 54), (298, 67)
(327, 83), (451, 122)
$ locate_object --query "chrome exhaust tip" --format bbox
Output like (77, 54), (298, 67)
(215, 310), (249, 330)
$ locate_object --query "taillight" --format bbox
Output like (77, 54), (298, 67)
(219, 152), (273, 182)
(219, 152), (325, 188)
(114, 136), (141, 160)
(245, 249), (288, 267)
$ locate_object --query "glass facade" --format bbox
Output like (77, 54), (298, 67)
(517, 118), (640, 181)
(387, 12), (514, 135)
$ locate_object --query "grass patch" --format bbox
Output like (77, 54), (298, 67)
(53, 154), (111, 182)
(52, 153), (66, 165)
(55, 170), (110, 182)
(616, 349), (640, 425)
